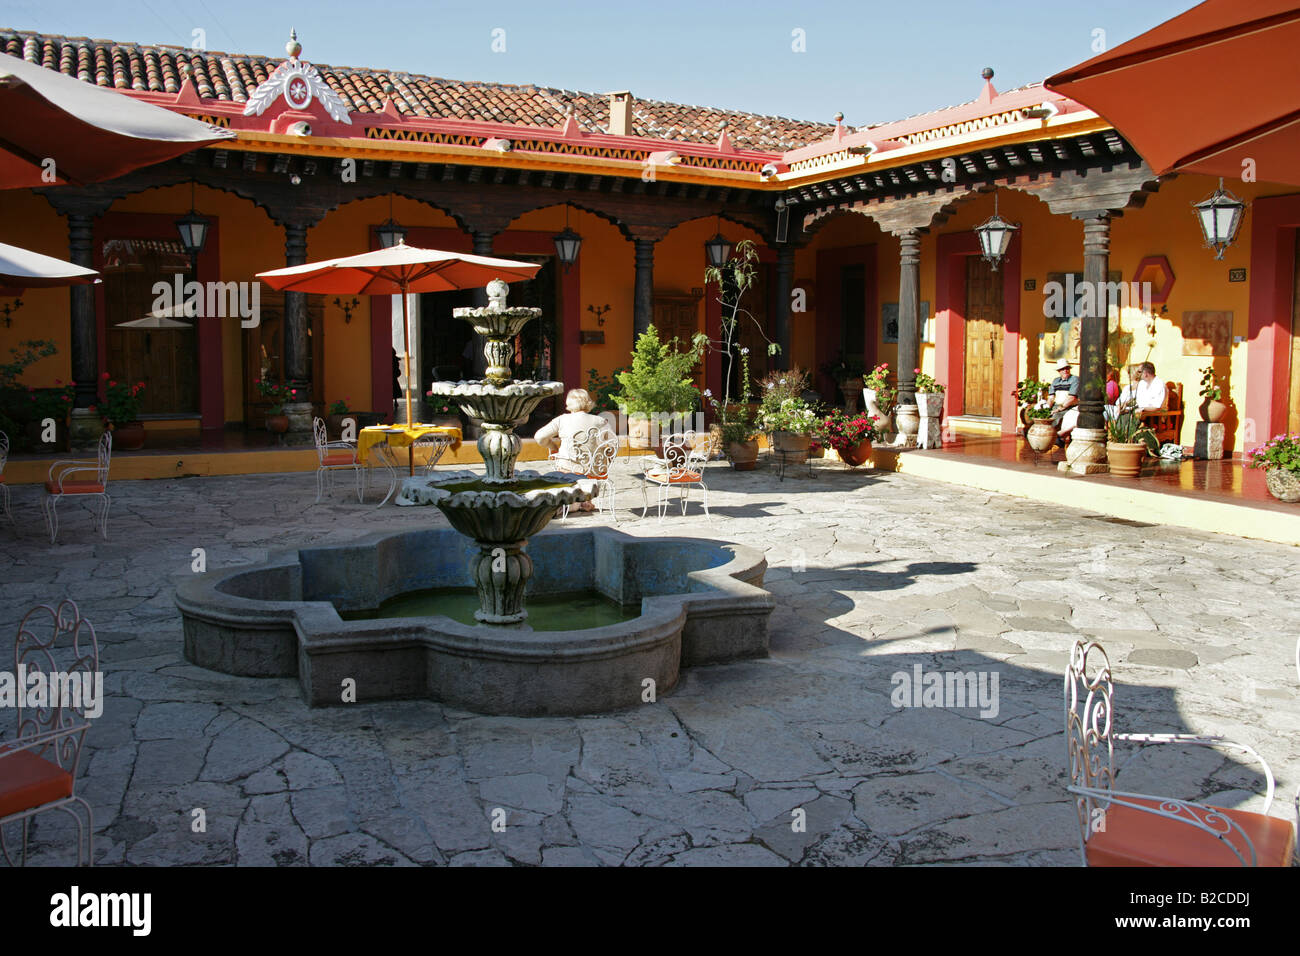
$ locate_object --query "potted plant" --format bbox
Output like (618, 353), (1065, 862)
(862, 362), (896, 435)
(1198, 366), (1228, 423)
(913, 369), (946, 418)
(760, 375), (822, 454)
(423, 392), (462, 430)
(614, 324), (705, 449)
(822, 354), (866, 412)
(1024, 406), (1057, 452)
(1104, 399), (1158, 478)
(1015, 376), (1049, 432)
(817, 409), (878, 467)
(1247, 433), (1300, 502)
(96, 373), (147, 449)
(709, 348), (761, 469)
(25, 379), (74, 450)
(258, 379), (295, 434)
(326, 397), (359, 439)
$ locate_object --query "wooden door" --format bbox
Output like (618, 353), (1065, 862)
(242, 292), (324, 428)
(1289, 231), (1300, 434)
(653, 294), (704, 390)
(963, 255), (1004, 416)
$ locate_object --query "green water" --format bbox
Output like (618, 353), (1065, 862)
(340, 588), (638, 630)
(433, 477), (577, 495)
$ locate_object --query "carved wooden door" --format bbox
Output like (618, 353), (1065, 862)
(963, 255), (1004, 417)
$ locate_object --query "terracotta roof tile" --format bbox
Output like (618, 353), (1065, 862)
(0, 28), (833, 150)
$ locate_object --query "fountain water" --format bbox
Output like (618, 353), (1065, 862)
(398, 279), (597, 624)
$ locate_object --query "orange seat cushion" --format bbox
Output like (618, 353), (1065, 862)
(0, 474), (5, 483)
(1087, 798), (1296, 867)
(0, 749), (74, 819)
(647, 470), (701, 484)
(44, 481), (104, 495)
(320, 453), (357, 466)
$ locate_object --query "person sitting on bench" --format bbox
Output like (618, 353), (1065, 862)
(1049, 359), (1080, 443)
(1117, 361), (1167, 413)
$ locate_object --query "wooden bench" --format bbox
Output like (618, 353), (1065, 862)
(1140, 381), (1184, 445)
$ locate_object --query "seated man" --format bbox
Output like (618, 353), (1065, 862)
(1048, 359), (1081, 442)
(1117, 361), (1167, 413)
(534, 388), (614, 512)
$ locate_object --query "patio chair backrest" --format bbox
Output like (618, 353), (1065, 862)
(0, 430), (8, 473)
(94, 431), (112, 484)
(662, 430), (708, 474)
(312, 417), (329, 460)
(1065, 640), (1116, 845)
(14, 600), (99, 767)
(573, 426), (617, 479)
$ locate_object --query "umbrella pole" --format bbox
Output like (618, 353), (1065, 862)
(401, 284), (415, 475)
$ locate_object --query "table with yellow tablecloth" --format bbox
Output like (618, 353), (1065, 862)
(357, 424), (462, 475)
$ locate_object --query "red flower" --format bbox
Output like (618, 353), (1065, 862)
(101, 372), (110, 380)
(54, 379), (62, 385)
(109, 380), (116, 387)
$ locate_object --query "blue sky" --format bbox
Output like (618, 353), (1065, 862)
(3, 0), (1195, 125)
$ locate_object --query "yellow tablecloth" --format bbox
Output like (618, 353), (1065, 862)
(357, 424), (462, 464)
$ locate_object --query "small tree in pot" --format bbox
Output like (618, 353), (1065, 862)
(613, 324), (705, 448)
(1105, 399), (1158, 478)
(1198, 365), (1228, 423)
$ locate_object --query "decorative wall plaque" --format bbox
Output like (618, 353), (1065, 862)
(1181, 310), (1232, 356)
(579, 330), (605, 345)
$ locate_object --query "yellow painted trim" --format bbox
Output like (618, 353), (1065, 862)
(946, 417), (1005, 436)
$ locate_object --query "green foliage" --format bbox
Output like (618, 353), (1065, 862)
(257, 378), (299, 415)
(1248, 433), (1300, 473)
(1198, 365), (1223, 401)
(327, 397), (351, 415)
(1106, 400), (1158, 453)
(703, 239), (780, 411)
(1025, 406), (1054, 421)
(711, 348), (759, 444)
(97, 375), (146, 426)
(913, 369), (945, 394)
(863, 363), (896, 412)
(613, 325), (704, 416)
(0, 339), (57, 391)
(816, 409), (878, 450)
(586, 365), (629, 412)
(1017, 377), (1048, 403)
(756, 366), (811, 417)
(27, 381), (75, 421)
(761, 396), (821, 434)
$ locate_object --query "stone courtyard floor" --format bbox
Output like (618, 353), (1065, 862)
(1, 456), (1297, 866)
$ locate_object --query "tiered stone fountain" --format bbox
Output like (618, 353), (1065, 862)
(397, 279), (597, 624)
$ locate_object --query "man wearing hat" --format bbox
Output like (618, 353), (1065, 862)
(1049, 359), (1080, 442)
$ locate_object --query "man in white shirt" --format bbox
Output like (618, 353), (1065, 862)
(1117, 361), (1166, 412)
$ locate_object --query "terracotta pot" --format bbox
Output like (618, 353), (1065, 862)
(112, 421), (146, 450)
(839, 439), (873, 467)
(1026, 420), (1058, 452)
(771, 430), (811, 455)
(266, 414), (290, 435)
(726, 439), (759, 470)
(1264, 467), (1300, 502)
(1200, 398), (1227, 423)
(1106, 441), (1146, 478)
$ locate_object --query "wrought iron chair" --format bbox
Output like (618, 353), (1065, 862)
(0, 431), (12, 526)
(0, 600), (98, 866)
(640, 430), (710, 522)
(552, 426), (618, 520)
(1065, 640), (1296, 867)
(313, 417), (366, 504)
(413, 431), (455, 476)
(42, 431), (111, 544)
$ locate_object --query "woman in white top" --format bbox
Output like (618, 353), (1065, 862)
(534, 388), (614, 470)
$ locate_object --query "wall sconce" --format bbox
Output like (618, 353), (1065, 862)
(587, 304), (610, 327)
(333, 297), (360, 323)
(0, 297), (22, 328)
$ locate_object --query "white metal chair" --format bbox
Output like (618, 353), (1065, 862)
(313, 417), (366, 504)
(640, 430), (710, 521)
(553, 426), (618, 520)
(1065, 640), (1296, 867)
(42, 431), (111, 544)
(413, 431), (455, 476)
(0, 600), (98, 866)
(0, 431), (12, 526)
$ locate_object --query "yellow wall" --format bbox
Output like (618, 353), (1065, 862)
(0, 190), (77, 385)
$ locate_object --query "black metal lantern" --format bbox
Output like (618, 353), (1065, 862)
(974, 191), (1019, 271)
(376, 218), (406, 249)
(705, 232), (732, 269)
(552, 207), (582, 270)
(1193, 178), (1246, 260)
(175, 181), (210, 260)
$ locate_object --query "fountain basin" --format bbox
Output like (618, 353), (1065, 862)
(425, 379), (562, 424)
(176, 526), (773, 715)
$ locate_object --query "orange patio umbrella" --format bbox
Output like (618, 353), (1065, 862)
(1045, 0), (1300, 185)
(257, 241), (540, 425)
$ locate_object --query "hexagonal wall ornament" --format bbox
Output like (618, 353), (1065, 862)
(1133, 255), (1175, 305)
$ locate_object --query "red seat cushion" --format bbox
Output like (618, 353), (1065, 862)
(320, 453), (357, 466)
(44, 480), (104, 495)
(1087, 797), (1296, 867)
(0, 474), (6, 483)
(0, 749), (74, 819)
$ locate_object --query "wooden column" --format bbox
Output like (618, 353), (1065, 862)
(773, 245), (794, 369)
(282, 221), (310, 387)
(67, 213), (97, 410)
(1078, 214), (1111, 431)
(897, 229), (922, 407)
(470, 231), (495, 376)
(634, 238), (655, 338)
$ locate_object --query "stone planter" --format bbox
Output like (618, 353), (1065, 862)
(1105, 441), (1146, 478)
(771, 430), (811, 455)
(1200, 398), (1227, 423)
(111, 421), (146, 450)
(265, 413), (290, 435)
(1026, 420), (1057, 452)
(726, 439), (759, 471)
(894, 403), (920, 441)
(839, 439), (873, 467)
(916, 392), (945, 418)
(839, 377), (865, 412)
(1264, 467), (1300, 502)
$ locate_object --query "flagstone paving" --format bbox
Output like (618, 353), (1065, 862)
(1, 457), (1296, 866)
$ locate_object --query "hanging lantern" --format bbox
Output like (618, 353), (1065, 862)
(376, 218), (406, 249)
(974, 191), (1018, 271)
(705, 233), (733, 268)
(1193, 178), (1246, 260)
(552, 206), (582, 270)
